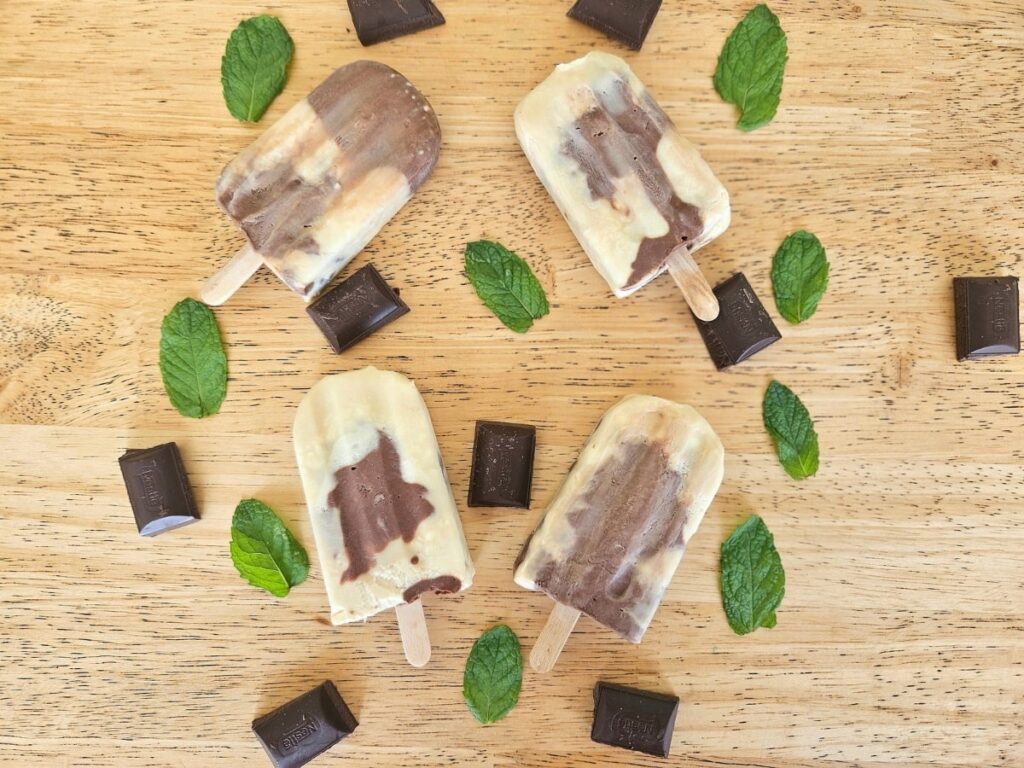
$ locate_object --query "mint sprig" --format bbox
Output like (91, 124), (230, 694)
(771, 230), (829, 324)
(463, 624), (523, 724)
(720, 515), (785, 635)
(713, 4), (788, 131)
(763, 380), (819, 480)
(159, 298), (227, 419)
(229, 499), (309, 597)
(464, 240), (550, 333)
(221, 15), (294, 122)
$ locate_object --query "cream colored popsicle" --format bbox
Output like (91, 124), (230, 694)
(515, 51), (730, 320)
(202, 61), (441, 305)
(293, 367), (474, 665)
(514, 394), (724, 671)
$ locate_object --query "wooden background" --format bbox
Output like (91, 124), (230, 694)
(2, 0), (1022, 765)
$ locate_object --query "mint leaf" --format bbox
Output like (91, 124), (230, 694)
(771, 230), (829, 324)
(463, 624), (523, 724)
(464, 240), (550, 333)
(221, 15), (294, 122)
(713, 4), (788, 131)
(229, 498), (309, 597)
(763, 380), (819, 480)
(159, 298), (227, 419)
(720, 515), (785, 635)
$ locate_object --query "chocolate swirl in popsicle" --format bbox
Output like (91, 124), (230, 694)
(515, 51), (730, 299)
(563, 78), (705, 291)
(293, 368), (474, 626)
(514, 395), (724, 644)
(217, 61), (441, 300)
(518, 440), (691, 641)
(327, 432), (435, 582)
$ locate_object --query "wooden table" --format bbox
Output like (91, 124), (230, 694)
(2, 1), (1022, 765)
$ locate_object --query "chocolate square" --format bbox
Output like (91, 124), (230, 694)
(467, 421), (536, 508)
(591, 682), (679, 758)
(954, 276), (1020, 361)
(347, 0), (445, 46)
(693, 272), (781, 370)
(306, 264), (409, 353)
(567, 0), (663, 50)
(118, 443), (199, 537)
(252, 681), (358, 768)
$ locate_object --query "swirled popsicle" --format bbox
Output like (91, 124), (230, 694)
(293, 367), (474, 666)
(203, 61), (441, 304)
(515, 51), (730, 320)
(514, 394), (724, 670)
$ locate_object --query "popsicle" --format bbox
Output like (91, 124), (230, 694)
(514, 394), (724, 671)
(293, 367), (474, 666)
(515, 51), (730, 320)
(202, 61), (441, 305)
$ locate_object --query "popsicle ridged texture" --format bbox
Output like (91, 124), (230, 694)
(217, 61), (441, 300)
(514, 395), (724, 642)
(293, 368), (474, 624)
(515, 51), (730, 297)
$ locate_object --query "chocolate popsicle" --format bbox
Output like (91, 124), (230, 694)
(293, 367), (474, 666)
(203, 61), (441, 304)
(515, 52), (730, 320)
(514, 395), (724, 670)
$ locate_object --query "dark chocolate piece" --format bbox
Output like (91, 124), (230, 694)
(306, 264), (409, 353)
(252, 681), (358, 768)
(118, 443), (199, 537)
(954, 276), (1020, 361)
(346, 0), (445, 46)
(567, 0), (662, 51)
(592, 682), (679, 758)
(467, 421), (536, 508)
(693, 272), (781, 370)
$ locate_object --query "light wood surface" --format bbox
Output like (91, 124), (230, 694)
(2, 0), (1022, 766)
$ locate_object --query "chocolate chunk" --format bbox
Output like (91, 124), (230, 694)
(693, 272), (781, 370)
(467, 421), (536, 508)
(252, 681), (358, 768)
(567, 0), (662, 50)
(591, 682), (679, 757)
(954, 276), (1020, 361)
(346, 0), (445, 46)
(118, 443), (199, 537)
(306, 264), (409, 353)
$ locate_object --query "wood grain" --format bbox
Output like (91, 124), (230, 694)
(2, 0), (1023, 766)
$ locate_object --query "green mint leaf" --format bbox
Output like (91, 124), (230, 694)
(159, 298), (227, 419)
(770, 230), (829, 324)
(464, 240), (550, 333)
(713, 4), (789, 131)
(763, 380), (819, 480)
(221, 15), (294, 122)
(229, 498), (309, 597)
(463, 624), (523, 724)
(720, 514), (785, 635)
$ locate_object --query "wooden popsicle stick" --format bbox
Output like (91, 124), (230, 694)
(529, 602), (582, 673)
(199, 245), (262, 306)
(395, 600), (432, 668)
(666, 245), (720, 322)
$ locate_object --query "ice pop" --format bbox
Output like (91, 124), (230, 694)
(293, 367), (474, 666)
(515, 52), (730, 320)
(202, 61), (441, 305)
(514, 394), (724, 671)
